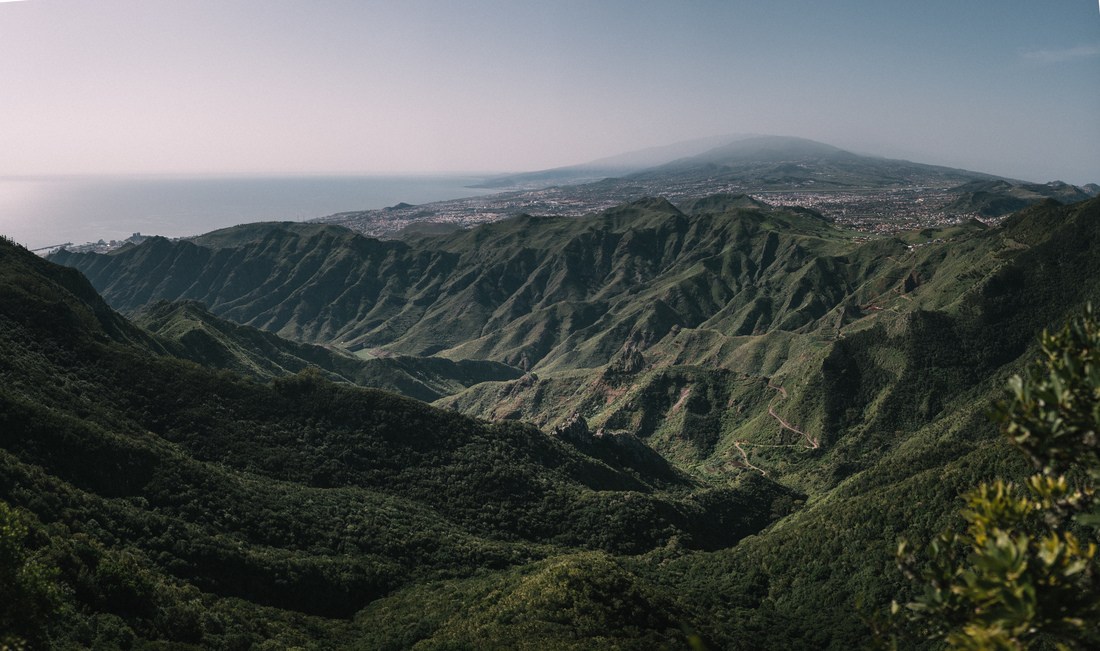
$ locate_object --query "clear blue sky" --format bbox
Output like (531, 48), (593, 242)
(1, 0), (1097, 183)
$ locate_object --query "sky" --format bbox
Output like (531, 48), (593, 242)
(0, 0), (1098, 183)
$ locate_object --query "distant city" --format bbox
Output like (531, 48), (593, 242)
(48, 183), (1011, 256)
(315, 180), (1000, 241)
(49, 136), (1097, 254)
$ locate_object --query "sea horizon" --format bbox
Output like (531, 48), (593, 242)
(0, 173), (497, 250)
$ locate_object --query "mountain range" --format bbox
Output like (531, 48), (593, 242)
(4, 231), (800, 648)
(0, 132), (1095, 648)
(12, 168), (1093, 647)
(314, 135), (1097, 239)
(942, 178), (1099, 217)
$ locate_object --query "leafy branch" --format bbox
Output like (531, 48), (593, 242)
(891, 305), (1100, 650)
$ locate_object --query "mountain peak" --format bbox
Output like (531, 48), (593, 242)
(668, 135), (852, 167)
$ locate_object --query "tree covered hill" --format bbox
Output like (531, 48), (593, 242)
(22, 194), (1100, 647)
(1, 235), (796, 648)
(51, 195), (1100, 486)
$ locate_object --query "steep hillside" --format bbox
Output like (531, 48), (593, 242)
(54, 195), (935, 373)
(625, 196), (1100, 648)
(14, 194), (1100, 648)
(445, 198), (1100, 482)
(1, 237), (798, 648)
(53, 197), (1100, 488)
(135, 299), (522, 402)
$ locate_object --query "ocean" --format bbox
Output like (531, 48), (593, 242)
(0, 175), (495, 250)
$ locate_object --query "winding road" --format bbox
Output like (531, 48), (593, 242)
(732, 440), (768, 476)
(728, 380), (820, 478)
(767, 382), (820, 449)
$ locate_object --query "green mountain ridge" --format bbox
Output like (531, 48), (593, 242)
(134, 298), (523, 402)
(50, 195), (898, 373)
(2, 234), (803, 647)
(50, 196), (1100, 489)
(14, 194), (1100, 647)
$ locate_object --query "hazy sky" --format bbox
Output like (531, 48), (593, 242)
(1, 0), (1098, 183)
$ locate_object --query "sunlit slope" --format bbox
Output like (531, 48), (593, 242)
(619, 196), (1100, 649)
(441, 198), (1100, 494)
(54, 194), (984, 372)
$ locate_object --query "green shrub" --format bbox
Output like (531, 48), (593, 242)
(895, 306), (1100, 649)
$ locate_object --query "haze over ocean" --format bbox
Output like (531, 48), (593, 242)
(0, 175), (491, 250)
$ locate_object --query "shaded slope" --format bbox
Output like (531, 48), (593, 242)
(135, 298), (522, 402)
(0, 236), (797, 647)
(52, 222), (454, 345)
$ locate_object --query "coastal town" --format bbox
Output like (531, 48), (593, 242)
(315, 177), (1000, 240)
(51, 170), (1094, 254)
(42, 232), (149, 255)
